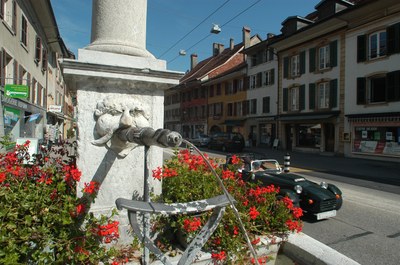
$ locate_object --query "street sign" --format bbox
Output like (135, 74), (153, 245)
(5, 84), (29, 99)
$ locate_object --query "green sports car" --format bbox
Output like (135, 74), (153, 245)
(226, 154), (343, 220)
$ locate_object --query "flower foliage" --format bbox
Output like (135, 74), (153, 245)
(152, 149), (303, 264)
(0, 141), (131, 264)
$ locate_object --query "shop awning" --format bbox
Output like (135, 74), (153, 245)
(220, 119), (246, 126)
(279, 113), (338, 121)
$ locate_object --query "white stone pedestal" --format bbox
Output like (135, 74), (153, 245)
(62, 49), (182, 243)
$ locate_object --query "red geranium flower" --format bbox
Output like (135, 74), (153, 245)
(84, 181), (100, 194)
(249, 206), (260, 220)
(211, 250), (226, 262)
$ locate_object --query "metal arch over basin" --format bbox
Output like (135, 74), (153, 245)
(116, 195), (233, 265)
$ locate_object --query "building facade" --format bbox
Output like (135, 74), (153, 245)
(0, 0), (72, 149)
(343, 0), (400, 159)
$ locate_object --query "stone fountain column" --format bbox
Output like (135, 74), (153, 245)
(61, 0), (183, 243)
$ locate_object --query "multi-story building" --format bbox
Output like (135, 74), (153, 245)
(272, 2), (347, 154)
(204, 60), (247, 136)
(0, 0), (72, 148)
(242, 34), (279, 147)
(343, 0), (400, 160)
(170, 27), (261, 139)
(164, 86), (181, 133)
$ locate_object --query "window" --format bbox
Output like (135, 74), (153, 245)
(265, 48), (274, 62)
(369, 31), (387, 59)
(290, 87), (299, 111)
(290, 55), (300, 77)
(242, 100), (249, 115)
(250, 75), (256, 89)
(310, 41), (337, 72)
(250, 99), (257, 114)
(20, 15), (28, 46)
(319, 45), (330, 70)
(216, 84), (221, 95)
(369, 76), (386, 103)
(264, 69), (274, 86)
(250, 54), (257, 66)
(357, 23), (400, 62)
(357, 74), (396, 104)
(235, 102), (242, 116)
(209, 85), (214, 97)
(318, 82), (330, 109)
(35, 37), (42, 63)
(2, 0), (16, 30)
(262, 97), (270, 113)
(227, 103), (233, 116)
(237, 78), (243, 91)
(225, 81), (233, 95)
(284, 52), (305, 78)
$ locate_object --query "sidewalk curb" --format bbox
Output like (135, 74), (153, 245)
(281, 232), (361, 265)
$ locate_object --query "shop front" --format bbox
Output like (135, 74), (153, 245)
(1, 91), (45, 144)
(279, 112), (340, 153)
(347, 113), (400, 158)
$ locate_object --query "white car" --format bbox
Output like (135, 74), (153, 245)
(189, 134), (211, 147)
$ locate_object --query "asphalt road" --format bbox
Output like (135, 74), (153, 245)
(301, 172), (400, 265)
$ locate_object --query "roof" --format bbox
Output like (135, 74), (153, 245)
(180, 43), (243, 84)
(28, 0), (73, 58)
(180, 34), (261, 84)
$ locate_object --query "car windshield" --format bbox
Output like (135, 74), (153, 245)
(251, 160), (281, 173)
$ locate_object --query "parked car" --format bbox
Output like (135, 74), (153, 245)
(189, 134), (211, 147)
(207, 132), (245, 152)
(225, 154), (343, 220)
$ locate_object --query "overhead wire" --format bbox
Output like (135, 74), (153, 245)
(157, 0), (232, 59)
(167, 0), (263, 65)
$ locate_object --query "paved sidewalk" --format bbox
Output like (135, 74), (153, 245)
(243, 146), (400, 189)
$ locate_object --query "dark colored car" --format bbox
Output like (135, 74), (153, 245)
(207, 132), (245, 152)
(225, 154), (343, 220)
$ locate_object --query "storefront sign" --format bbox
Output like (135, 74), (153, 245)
(5, 84), (29, 99)
(1, 93), (28, 109)
(48, 105), (62, 112)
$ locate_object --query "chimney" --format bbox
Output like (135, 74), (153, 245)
(230, 38), (234, 50)
(213, 43), (224, 56)
(242, 26), (251, 49)
(190, 54), (198, 70)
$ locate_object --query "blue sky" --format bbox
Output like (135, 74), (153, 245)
(51, 0), (321, 73)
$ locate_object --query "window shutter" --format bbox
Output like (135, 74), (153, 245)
(271, 69), (275, 85)
(300, 51), (306, 74)
(387, 22), (400, 55)
(244, 76), (250, 91)
(283, 88), (288, 111)
(0, 0), (4, 19)
(330, 40), (338, 67)
(257, 72), (262, 87)
(357, 77), (366, 105)
(0, 49), (3, 87)
(329, 79), (338, 108)
(309, 83), (316, 110)
(357, 35), (367, 62)
(283, 57), (289, 78)
(299, 84), (305, 110)
(263, 97), (270, 113)
(386, 70), (400, 101)
(12, 1), (17, 32)
(309, 48), (316, 72)
(13, 60), (18, 85)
